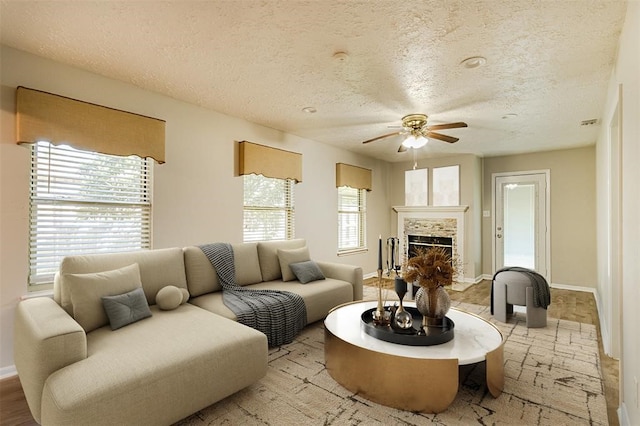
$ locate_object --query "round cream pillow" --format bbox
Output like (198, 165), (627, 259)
(179, 288), (190, 304)
(156, 286), (183, 310)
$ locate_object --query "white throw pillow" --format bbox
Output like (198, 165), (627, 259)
(66, 263), (142, 333)
(277, 247), (311, 282)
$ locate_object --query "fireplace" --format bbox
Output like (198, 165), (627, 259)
(393, 205), (469, 297)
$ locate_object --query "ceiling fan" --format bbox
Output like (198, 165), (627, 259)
(362, 114), (468, 152)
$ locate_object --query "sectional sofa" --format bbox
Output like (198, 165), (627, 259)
(14, 239), (363, 425)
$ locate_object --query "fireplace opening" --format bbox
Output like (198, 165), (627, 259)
(407, 235), (453, 260)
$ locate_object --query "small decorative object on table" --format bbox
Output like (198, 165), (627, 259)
(372, 235), (391, 326)
(393, 276), (413, 329)
(403, 247), (455, 332)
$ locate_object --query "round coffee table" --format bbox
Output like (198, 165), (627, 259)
(324, 300), (504, 413)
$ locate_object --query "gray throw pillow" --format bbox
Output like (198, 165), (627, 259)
(289, 260), (325, 284)
(102, 287), (152, 330)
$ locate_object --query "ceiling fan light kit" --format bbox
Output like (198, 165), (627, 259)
(362, 113), (467, 152)
(402, 132), (428, 149)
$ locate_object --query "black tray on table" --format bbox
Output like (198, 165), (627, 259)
(360, 306), (454, 346)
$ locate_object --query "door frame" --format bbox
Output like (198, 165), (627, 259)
(491, 170), (551, 283)
(605, 84), (622, 361)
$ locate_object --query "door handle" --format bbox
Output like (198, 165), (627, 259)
(497, 234), (502, 238)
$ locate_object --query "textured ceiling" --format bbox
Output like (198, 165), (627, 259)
(0, 0), (628, 161)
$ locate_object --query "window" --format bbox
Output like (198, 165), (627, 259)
(28, 142), (152, 288)
(338, 186), (366, 252)
(243, 174), (294, 242)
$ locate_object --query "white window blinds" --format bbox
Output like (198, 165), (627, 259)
(28, 142), (152, 287)
(243, 174), (294, 242)
(338, 186), (366, 252)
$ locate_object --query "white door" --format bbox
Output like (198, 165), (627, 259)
(494, 171), (549, 281)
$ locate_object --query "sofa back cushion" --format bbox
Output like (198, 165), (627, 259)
(257, 239), (306, 281)
(183, 246), (222, 296)
(55, 247), (186, 315)
(232, 243), (263, 286)
(184, 242), (263, 295)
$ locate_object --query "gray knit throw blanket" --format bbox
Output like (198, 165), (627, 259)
(199, 243), (307, 347)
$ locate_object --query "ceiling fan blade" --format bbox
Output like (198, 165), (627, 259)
(426, 122), (468, 131)
(398, 144), (407, 152)
(361, 131), (401, 144)
(426, 131), (459, 143)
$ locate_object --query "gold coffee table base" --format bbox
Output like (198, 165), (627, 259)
(324, 327), (504, 413)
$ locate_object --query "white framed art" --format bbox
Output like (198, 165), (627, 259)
(432, 165), (460, 206)
(405, 168), (428, 206)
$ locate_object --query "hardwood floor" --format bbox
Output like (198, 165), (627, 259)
(0, 373), (36, 426)
(0, 280), (619, 426)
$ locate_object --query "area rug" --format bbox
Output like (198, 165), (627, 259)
(176, 297), (608, 425)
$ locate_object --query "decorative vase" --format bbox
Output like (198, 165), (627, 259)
(415, 286), (451, 326)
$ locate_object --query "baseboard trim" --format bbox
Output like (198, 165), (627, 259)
(363, 272), (378, 280)
(618, 402), (629, 426)
(0, 365), (17, 380)
(594, 289), (613, 355)
(549, 282), (597, 294)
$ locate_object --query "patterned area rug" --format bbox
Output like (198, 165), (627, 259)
(176, 292), (607, 425)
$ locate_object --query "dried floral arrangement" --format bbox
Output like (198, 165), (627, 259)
(403, 247), (455, 290)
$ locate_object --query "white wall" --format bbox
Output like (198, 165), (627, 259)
(596, 2), (640, 424)
(0, 46), (391, 373)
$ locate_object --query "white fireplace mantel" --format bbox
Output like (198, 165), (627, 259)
(393, 205), (469, 285)
(393, 205), (469, 214)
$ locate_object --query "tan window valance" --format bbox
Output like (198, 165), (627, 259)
(336, 163), (372, 191)
(238, 141), (302, 183)
(16, 86), (166, 163)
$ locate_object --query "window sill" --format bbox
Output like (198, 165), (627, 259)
(21, 288), (54, 300)
(337, 248), (368, 257)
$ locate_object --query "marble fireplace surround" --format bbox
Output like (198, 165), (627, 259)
(393, 205), (469, 285)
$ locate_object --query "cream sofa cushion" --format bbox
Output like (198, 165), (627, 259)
(184, 246), (221, 296)
(40, 304), (268, 425)
(277, 246), (310, 281)
(66, 263), (142, 332)
(190, 278), (353, 324)
(231, 242), (262, 286)
(257, 239), (306, 281)
(184, 244), (262, 292)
